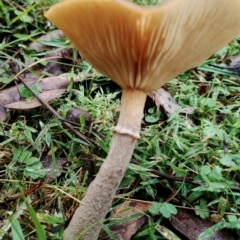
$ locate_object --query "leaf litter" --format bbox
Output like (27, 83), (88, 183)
(1, 1), (240, 239)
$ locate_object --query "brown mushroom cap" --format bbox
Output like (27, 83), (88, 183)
(45, 0), (240, 91)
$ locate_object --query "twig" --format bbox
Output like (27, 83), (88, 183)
(0, 48), (22, 68)
(9, 64), (97, 146)
(149, 168), (203, 186)
(131, 159), (203, 186)
(117, 197), (240, 217)
(19, 75), (96, 145)
(131, 160), (240, 192)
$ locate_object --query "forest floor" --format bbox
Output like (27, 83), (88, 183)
(0, 0), (240, 239)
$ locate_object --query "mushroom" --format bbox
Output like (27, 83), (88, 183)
(45, 0), (240, 239)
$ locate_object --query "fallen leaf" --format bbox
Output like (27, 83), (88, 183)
(29, 30), (64, 52)
(19, 83), (42, 101)
(112, 201), (151, 218)
(26, 30), (74, 77)
(4, 89), (65, 109)
(148, 88), (195, 115)
(229, 54), (240, 76)
(43, 48), (73, 76)
(209, 53), (240, 77)
(100, 201), (150, 240)
(170, 208), (235, 240)
(0, 75), (89, 106)
(0, 106), (7, 121)
(41, 155), (67, 183)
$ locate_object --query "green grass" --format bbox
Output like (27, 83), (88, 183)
(1, 0), (240, 239)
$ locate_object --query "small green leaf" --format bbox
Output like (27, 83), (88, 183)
(195, 199), (209, 219)
(200, 98), (216, 108)
(24, 157), (39, 165)
(38, 38), (70, 48)
(12, 148), (24, 162)
(10, 4), (36, 25)
(206, 182), (227, 192)
(19, 84), (42, 101)
(192, 185), (208, 192)
(208, 166), (222, 181)
(233, 118), (240, 128)
(200, 199), (208, 209)
(24, 169), (46, 179)
(218, 197), (228, 217)
(25, 162), (42, 171)
(160, 202), (177, 218)
(178, 72), (189, 80)
(145, 114), (160, 123)
(67, 76), (74, 92)
(200, 165), (211, 176)
(227, 220), (240, 229)
(188, 191), (203, 203)
(37, 213), (64, 224)
(198, 65), (237, 77)
(203, 126), (226, 139)
(80, 114), (86, 128)
(195, 205), (207, 219)
(17, 150), (32, 163)
(220, 155), (236, 167)
(98, 140), (109, 154)
(45, 132), (51, 147)
(0, 76), (11, 84)
(147, 107), (155, 114)
(14, 33), (31, 39)
(227, 215), (238, 222)
(20, 14), (32, 23)
(167, 162), (187, 176)
(145, 185), (155, 199)
(129, 163), (148, 173)
(149, 201), (162, 216)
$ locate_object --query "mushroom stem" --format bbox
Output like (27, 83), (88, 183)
(115, 89), (147, 138)
(63, 89), (147, 240)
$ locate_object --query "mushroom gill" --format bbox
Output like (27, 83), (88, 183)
(46, 0), (240, 91)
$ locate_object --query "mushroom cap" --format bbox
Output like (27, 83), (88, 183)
(45, 0), (240, 91)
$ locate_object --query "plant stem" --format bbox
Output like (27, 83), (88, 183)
(63, 89), (147, 240)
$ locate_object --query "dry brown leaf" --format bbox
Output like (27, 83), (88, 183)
(100, 201), (150, 240)
(0, 75), (87, 106)
(111, 201), (151, 218)
(230, 53), (240, 64)
(0, 106), (7, 121)
(25, 30), (73, 77)
(41, 155), (67, 183)
(43, 48), (73, 76)
(4, 89), (65, 109)
(29, 30), (64, 52)
(148, 88), (195, 115)
(229, 54), (240, 76)
(170, 209), (235, 240)
(209, 53), (240, 77)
